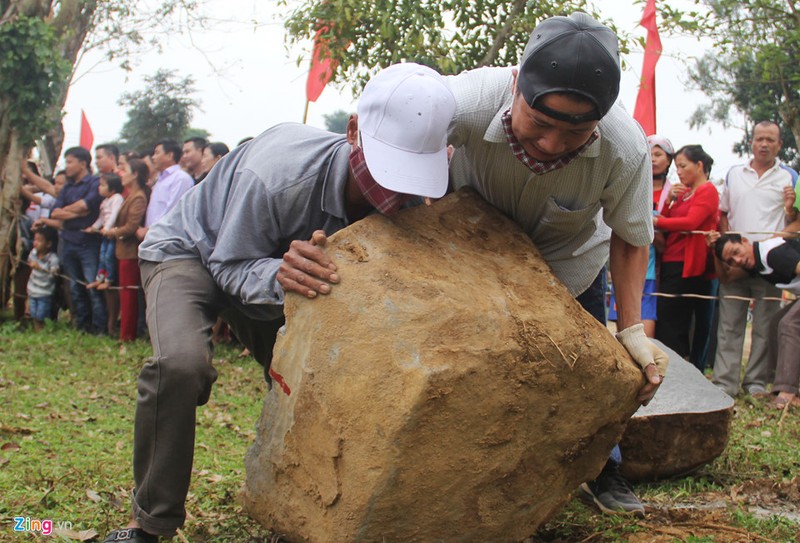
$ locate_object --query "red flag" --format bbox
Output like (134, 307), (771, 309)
(633, 0), (662, 136)
(79, 110), (94, 150)
(306, 26), (339, 103)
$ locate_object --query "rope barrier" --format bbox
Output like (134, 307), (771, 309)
(674, 229), (800, 237)
(11, 249), (792, 303)
(645, 228), (798, 301)
(643, 292), (785, 303)
(5, 204), (798, 302)
(8, 251), (141, 291)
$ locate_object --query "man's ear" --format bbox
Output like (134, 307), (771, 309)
(346, 114), (359, 146)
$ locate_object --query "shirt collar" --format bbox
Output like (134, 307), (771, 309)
(69, 173), (93, 184)
(753, 241), (765, 274)
(745, 157), (781, 173)
(158, 164), (181, 181)
(484, 92), (516, 143)
(500, 109), (599, 174)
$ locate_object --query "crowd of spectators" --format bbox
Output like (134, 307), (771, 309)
(609, 120), (800, 409)
(13, 121), (800, 408)
(7, 20), (799, 541)
(14, 137), (232, 341)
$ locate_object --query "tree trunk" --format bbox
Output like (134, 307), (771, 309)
(0, 0), (97, 306)
(478, 0), (527, 67)
(42, 0), (98, 168)
(0, 109), (25, 306)
(0, 1), (50, 306)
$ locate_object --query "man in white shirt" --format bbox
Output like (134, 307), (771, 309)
(136, 139), (194, 240)
(713, 121), (798, 397)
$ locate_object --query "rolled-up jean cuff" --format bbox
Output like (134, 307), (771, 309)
(131, 490), (182, 537)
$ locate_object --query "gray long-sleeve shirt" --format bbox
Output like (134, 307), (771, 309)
(139, 123), (352, 319)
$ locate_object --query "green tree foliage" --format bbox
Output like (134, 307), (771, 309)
(661, 0), (800, 164)
(117, 70), (200, 152)
(688, 53), (799, 168)
(0, 16), (70, 147)
(0, 0), (210, 301)
(279, 0), (622, 93)
(323, 109), (351, 134)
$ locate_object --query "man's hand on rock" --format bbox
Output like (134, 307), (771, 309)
(278, 230), (339, 298)
(615, 323), (669, 405)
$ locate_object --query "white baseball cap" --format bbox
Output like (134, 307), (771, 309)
(357, 63), (456, 198)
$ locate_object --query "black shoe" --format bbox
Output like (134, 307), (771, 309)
(579, 464), (645, 517)
(103, 528), (158, 542)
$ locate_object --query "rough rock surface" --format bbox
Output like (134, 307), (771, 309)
(241, 188), (644, 542)
(619, 340), (734, 482)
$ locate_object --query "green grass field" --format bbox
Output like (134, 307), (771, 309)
(1, 319), (798, 542)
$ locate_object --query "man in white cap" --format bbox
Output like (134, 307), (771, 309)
(102, 63), (455, 543)
(446, 12), (668, 516)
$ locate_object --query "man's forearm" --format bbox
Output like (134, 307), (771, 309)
(36, 217), (63, 230)
(609, 232), (648, 330)
(783, 217), (800, 237)
(718, 213), (729, 234)
(50, 207), (85, 220)
(24, 171), (56, 196)
(61, 199), (89, 215)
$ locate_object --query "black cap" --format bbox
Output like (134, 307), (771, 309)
(517, 12), (621, 124)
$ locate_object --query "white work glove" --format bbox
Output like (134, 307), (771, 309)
(615, 323), (669, 376)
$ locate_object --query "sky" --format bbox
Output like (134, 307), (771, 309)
(59, 1), (747, 180)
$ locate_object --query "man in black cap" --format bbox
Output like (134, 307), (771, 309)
(446, 12), (667, 516)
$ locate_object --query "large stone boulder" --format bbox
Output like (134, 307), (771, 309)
(619, 340), (734, 482)
(241, 188), (644, 542)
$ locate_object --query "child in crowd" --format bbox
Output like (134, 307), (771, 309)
(15, 164), (67, 322)
(27, 226), (60, 330)
(20, 163), (68, 220)
(86, 173), (124, 290)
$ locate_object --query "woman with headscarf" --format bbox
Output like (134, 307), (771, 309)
(608, 135), (674, 337)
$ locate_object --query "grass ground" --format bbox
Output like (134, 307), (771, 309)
(1, 318), (799, 542)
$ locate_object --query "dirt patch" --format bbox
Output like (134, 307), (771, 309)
(732, 477), (800, 507)
(532, 481), (800, 543)
(628, 508), (772, 543)
(629, 480), (800, 542)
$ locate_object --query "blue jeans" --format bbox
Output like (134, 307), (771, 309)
(29, 295), (53, 322)
(61, 239), (107, 333)
(577, 267), (623, 467)
(97, 238), (117, 284)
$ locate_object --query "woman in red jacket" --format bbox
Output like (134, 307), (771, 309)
(105, 158), (149, 341)
(653, 145), (719, 365)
